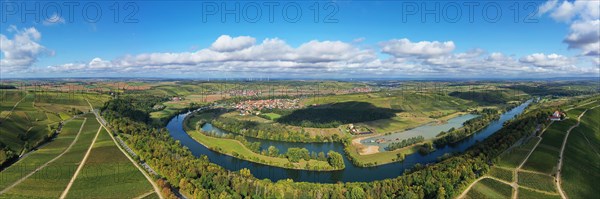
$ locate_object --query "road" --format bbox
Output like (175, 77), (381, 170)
(1, 93), (27, 120)
(59, 126), (103, 199)
(555, 105), (598, 199)
(0, 118), (87, 195)
(85, 99), (164, 199)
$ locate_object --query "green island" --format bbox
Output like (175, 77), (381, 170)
(183, 112), (344, 171)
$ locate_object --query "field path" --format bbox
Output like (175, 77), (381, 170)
(555, 105), (598, 199)
(0, 118), (87, 194)
(133, 190), (156, 199)
(1, 93), (27, 120)
(85, 99), (164, 199)
(59, 125), (103, 199)
(457, 119), (554, 199)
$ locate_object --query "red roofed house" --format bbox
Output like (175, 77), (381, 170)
(549, 110), (564, 121)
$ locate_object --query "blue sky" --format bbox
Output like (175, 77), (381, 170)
(0, 0), (598, 78)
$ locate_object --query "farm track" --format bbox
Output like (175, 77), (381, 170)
(555, 105), (599, 199)
(85, 99), (163, 199)
(59, 125), (103, 199)
(0, 118), (87, 194)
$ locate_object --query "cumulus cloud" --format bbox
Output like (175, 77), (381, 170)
(564, 20), (600, 56)
(519, 53), (574, 68)
(47, 35), (377, 75)
(42, 34), (597, 77)
(539, 0), (600, 56)
(0, 26), (50, 73)
(210, 35), (256, 52)
(380, 38), (455, 57)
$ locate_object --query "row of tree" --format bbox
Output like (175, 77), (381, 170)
(211, 117), (341, 142)
(385, 136), (425, 151)
(434, 108), (500, 146)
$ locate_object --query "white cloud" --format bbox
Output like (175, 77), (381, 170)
(0, 26), (50, 73)
(519, 53), (574, 68)
(210, 35), (256, 52)
(539, 0), (600, 56)
(380, 38), (455, 57)
(42, 35), (597, 78)
(564, 20), (600, 56)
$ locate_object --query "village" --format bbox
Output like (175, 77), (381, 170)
(234, 99), (301, 115)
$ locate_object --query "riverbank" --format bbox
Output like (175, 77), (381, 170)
(183, 116), (341, 171)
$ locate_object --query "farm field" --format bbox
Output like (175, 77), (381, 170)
(0, 118), (85, 190)
(522, 144), (559, 174)
(65, 128), (154, 198)
(517, 187), (561, 199)
(488, 166), (513, 182)
(0, 113), (100, 198)
(497, 137), (541, 168)
(465, 178), (512, 199)
(517, 171), (557, 193)
(561, 108), (600, 199)
(0, 91), (109, 166)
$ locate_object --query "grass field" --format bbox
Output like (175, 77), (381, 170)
(262, 113), (281, 120)
(1, 113), (100, 198)
(465, 178), (513, 199)
(345, 142), (420, 166)
(517, 171), (556, 193)
(561, 108), (600, 199)
(0, 118), (85, 190)
(517, 187), (561, 199)
(488, 166), (513, 182)
(65, 128), (153, 198)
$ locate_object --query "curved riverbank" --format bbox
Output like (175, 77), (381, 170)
(167, 100), (532, 182)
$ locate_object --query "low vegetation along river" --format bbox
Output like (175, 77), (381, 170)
(167, 100), (532, 183)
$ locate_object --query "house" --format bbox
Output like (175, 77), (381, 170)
(549, 110), (564, 121)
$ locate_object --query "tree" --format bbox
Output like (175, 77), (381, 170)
(327, 151), (345, 169)
(267, 146), (279, 157)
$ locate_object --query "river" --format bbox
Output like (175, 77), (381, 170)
(166, 100), (532, 183)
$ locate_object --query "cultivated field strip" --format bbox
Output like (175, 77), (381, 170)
(64, 128), (154, 198)
(0, 118), (85, 190)
(0, 114), (99, 198)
